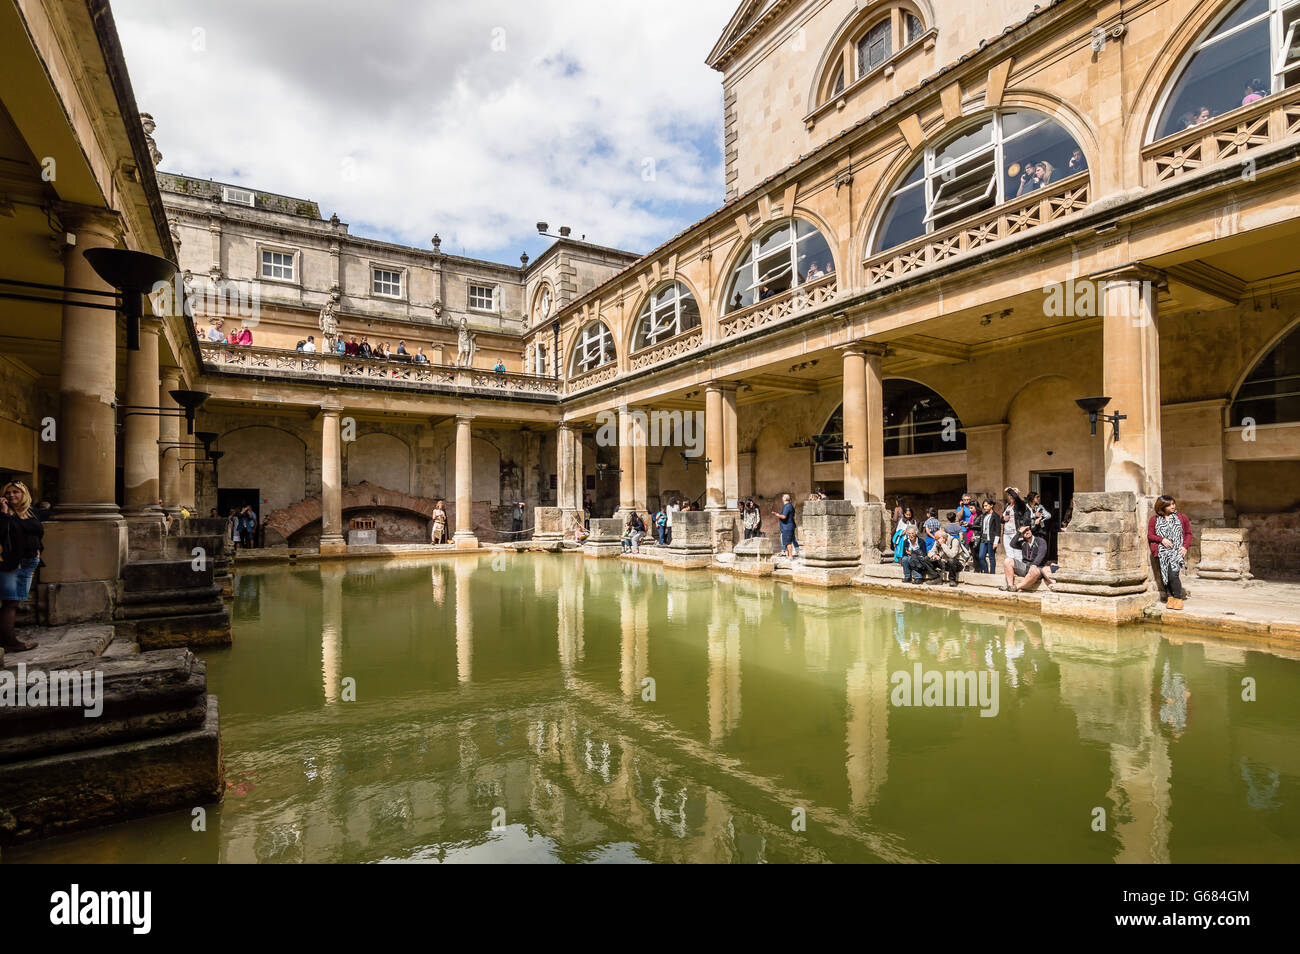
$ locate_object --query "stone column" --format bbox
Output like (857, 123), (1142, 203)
(842, 344), (887, 562)
(617, 406), (635, 517)
(158, 368), (183, 515)
(453, 414), (478, 548)
(124, 316), (164, 520)
(863, 344), (885, 503)
(704, 385), (724, 509)
(319, 404), (345, 553)
(42, 207), (128, 624)
(841, 347), (869, 504)
(721, 385), (739, 508)
(1101, 268), (1163, 496)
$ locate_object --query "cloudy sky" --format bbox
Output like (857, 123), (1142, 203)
(114, 0), (737, 263)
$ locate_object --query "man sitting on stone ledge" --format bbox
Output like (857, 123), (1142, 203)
(1002, 525), (1053, 592)
(926, 528), (963, 587)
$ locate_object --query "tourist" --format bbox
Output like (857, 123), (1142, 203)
(666, 497), (680, 544)
(891, 498), (904, 525)
(358, 337), (373, 358)
(302, 335), (316, 353)
(806, 261), (824, 281)
(227, 328), (239, 345)
(1028, 491), (1052, 534)
(295, 339), (307, 351)
(956, 493), (977, 544)
(758, 283), (775, 301)
(1066, 148), (1088, 175)
(335, 338), (346, 355)
(35, 499), (53, 522)
(494, 359), (506, 373)
(654, 506), (668, 545)
(1242, 79), (1267, 106)
(396, 340), (408, 356)
(896, 525), (927, 584)
(414, 346), (429, 364)
(1002, 524), (1053, 592)
(923, 507), (941, 543)
(1017, 161), (1044, 196)
(430, 500), (448, 544)
(772, 493), (797, 558)
(511, 500), (524, 535)
(896, 505), (915, 535)
(236, 325), (253, 346)
(742, 498), (761, 539)
(0, 481), (43, 651)
(1148, 494), (1193, 610)
(977, 499), (1002, 574)
(227, 508), (241, 549)
(582, 496), (592, 528)
(927, 527), (963, 586)
(624, 511), (646, 553)
(1186, 105), (1212, 127)
(239, 505), (258, 550)
(345, 336), (359, 356)
(208, 507), (218, 519)
(943, 510), (963, 538)
(206, 324), (224, 343)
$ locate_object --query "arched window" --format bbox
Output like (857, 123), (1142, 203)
(872, 110), (1087, 252)
(634, 282), (701, 350)
(569, 321), (616, 376)
(1151, 0), (1299, 142)
(819, 6), (928, 104)
(1231, 323), (1300, 425)
(725, 218), (835, 313)
(817, 381), (966, 461)
(533, 285), (552, 325)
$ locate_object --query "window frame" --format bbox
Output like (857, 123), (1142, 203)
(569, 320), (617, 376)
(634, 281), (701, 351)
(258, 246), (298, 284)
(467, 281), (498, 313)
(370, 265), (405, 299)
(723, 216), (837, 314)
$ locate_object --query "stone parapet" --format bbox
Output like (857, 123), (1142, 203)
(664, 511), (713, 568)
(533, 507), (563, 542)
(800, 500), (861, 568)
(732, 536), (776, 576)
(1196, 528), (1252, 581)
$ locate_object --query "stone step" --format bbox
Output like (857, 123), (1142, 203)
(122, 558), (215, 592)
(2, 624), (114, 671)
(0, 695), (222, 845)
(0, 648), (208, 763)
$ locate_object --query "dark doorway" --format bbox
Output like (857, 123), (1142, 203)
(218, 488), (261, 545)
(1030, 470), (1074, 561)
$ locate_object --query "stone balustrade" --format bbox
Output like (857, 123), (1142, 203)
(718, 273), (839, 340)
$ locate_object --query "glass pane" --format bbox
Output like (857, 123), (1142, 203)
(1153, 19), (1269, 139)
(758, 224), (791, 257)
(1000, 110), (1045, 140)
(832, 66), (845, 95)
(725, 257), (755, 312)
(931, 155), (996, 217)
(1003, 118), (1083, 194)
(795, 230), (834, 283)
(875, 183), (926, 251)
(899, 160), (924, 190)
(1230, 324), (1300, 425)
(933, 119), (994, 169)
(1216, 0), (1268, 37)
(678, 292), (700, 331)
(756, 253), (793, 295)
(857, 20), (891, 74)
(906, 13), (923, 45)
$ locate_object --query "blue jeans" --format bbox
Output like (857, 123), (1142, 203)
(902, 554), (929, 581)
(977, 540), (997, 574)
(657, 525), (666, 545)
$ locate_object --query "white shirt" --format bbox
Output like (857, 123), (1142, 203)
(667, 503), (679, 526)
(302, 341), (316, 353)
(206, 327), (224, 342)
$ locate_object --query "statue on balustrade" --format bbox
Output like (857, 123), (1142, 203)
(455, 317), (477, 368)
(318, 293), (340, 351)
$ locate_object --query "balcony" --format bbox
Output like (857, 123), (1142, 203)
(718, 273), (840, 340)
(198, 344), (561, 398)
(629, 329), (703, 371)
(1142, 86), (1300, 185)
(862, 171), (1090, 287)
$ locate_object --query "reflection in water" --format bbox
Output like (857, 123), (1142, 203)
(7, 554), (1300, 865)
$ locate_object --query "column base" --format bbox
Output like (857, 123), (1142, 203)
(126, 513), (168, 559)
(453, 532), (480, 550)
(319, 534), (347, 556)
(39, 518), (127, 624)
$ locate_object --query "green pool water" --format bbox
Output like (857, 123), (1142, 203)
(8, 553), (1299, 863)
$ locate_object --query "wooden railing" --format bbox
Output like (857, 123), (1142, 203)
(198, 344), (560, 396)
(1142, 86), (1300, 184)
(862, 171), (1090, 287)
(717, 273), (840, 339)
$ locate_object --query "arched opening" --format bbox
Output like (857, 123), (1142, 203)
(633, 282), (701, 351)
(1150, 0), (1299, 142)
(724, 217), (835, 313)
(568, 320), (616, 376)
(816, 380), (966, 462)
(1230, 319), (1300, 425)
(816, 3), (929, 106)
(872, 110), (1088, 252)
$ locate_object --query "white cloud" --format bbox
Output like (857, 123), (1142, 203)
(115, 0), (736, 261)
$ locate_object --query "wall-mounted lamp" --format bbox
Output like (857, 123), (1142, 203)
(1076, 396), (1126, 442)
(681, 451), (710, 473)
(594, 462), (622, 481)
(116, 388), (210, 435)
(82, 247), (178, 351)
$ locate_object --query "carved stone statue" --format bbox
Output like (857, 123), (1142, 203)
(455, 317), (477, 368)
(318, 293), (340, 350)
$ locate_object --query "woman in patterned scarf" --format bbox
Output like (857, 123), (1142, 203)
(1147, 494), (1194, 610)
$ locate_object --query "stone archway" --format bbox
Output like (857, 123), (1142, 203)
(262, 481), (438, 547)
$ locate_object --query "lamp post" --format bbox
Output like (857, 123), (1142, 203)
(1076, 396), (1126, 442)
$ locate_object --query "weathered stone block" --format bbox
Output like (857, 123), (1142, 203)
(800, 499), (860, 568)
(1072, 491), (1138, 514)
(1196, 527), (1252, 580)
(1066, 510), (1136, 534)
(583, 518), (625, 559)
(664, 511), (713, 568)
(533, 507), (563, 542)
(732, 537), (776, 576)
(347, 529), (377, 546)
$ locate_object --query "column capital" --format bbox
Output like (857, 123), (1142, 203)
(841, 341), (887, 358)
(705, 380), (739, 394)
(320, 403), (344, 415)
(1092, 264), (1168, 288)
(52, 202), (125, 242)
(455, 413), (474, 425)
